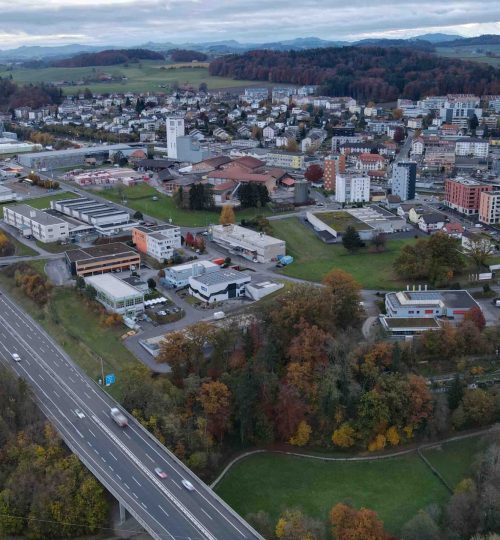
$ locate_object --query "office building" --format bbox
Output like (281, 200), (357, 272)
(444, 178), (493, 215)
(84, 274), (144, 316)
(132, 224), (181, 262)
(166, 116), (185, 159)
(65, 243), (141, 277)
(188, 268), (251, 304)
(211, 224), (286, 263)
(162, 260), (220, 288)
(335, 175), (370, 204)
(3, 204), (69, 243)
(392, 161), (417, 201)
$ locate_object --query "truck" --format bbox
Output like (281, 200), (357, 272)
(110, 407), (128, 427)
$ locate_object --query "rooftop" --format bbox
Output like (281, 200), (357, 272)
(212, 224), (285, 248)
(190, 268), (251, 286)
(85, 274), (143, 298)
(5, 204), (66, 226)
(65, 242), (138, 263)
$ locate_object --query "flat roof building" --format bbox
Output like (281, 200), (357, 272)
(132, 224), (181, 262)
(3, 204), (70, 243)
(444, 178), (493, 216)
(85, 274), (144, 316)
(65, 242), (141, 277)
(211, 224), (286, 263)
(188, 268), (251, 304)
(161, 260), (220, 288)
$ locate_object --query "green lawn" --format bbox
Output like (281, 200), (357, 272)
(97, 183), (274, 227)
(270, 217), (415, 289)
(0, 62), (253, 95)
(0, 267), (138, 399)
(0, 229), (37, 257)
(25, 191), (79, 210)
(216, 438), (485, 534)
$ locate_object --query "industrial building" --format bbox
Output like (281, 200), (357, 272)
(17, 144), (145, 170)
(161, 260), (220, 288)
(188, 268), (251, 304)
(385, 289), (479, 323)
(210, 224), (286, 263)
(3, 204), (70, 243)
(84, 274), (144, 316)
(0, 185), (19, 203)
(132, 224), (181, 262)
(65, 243), (141, 277)
(51, 197), (137, 236)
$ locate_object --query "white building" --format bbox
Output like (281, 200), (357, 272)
(0, 185), (18, 203)
(166, 116), (185, 159)
(3, 204), (69, 243)
(85, 274), (144, 316)
(161, 260), (220, 288)
(211, 224), (286, 263)
(391, 161), (417, 202)
(335, 175), (370, 204)
(455, 138), (489, 159)
(132, 224), (181, 262)
(188, 268), (251, 304)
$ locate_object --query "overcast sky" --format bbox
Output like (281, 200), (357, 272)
(0, 0), (498, 49)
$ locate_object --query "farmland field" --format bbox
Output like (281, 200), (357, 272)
(0, 61), (255, 95)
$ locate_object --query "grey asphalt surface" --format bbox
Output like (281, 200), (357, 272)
(0, 290), (263, 540)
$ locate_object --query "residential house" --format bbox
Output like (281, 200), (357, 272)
(418, 212), (445, 233)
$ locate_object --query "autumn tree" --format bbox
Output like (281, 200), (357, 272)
(198, 381), (232, 442)
(332, 423), (356, 448)
(371, 232), (386, 252)
(289, 420), (312, 446)
(304, 164), (324, 183)
(330, 503), (389, 540)
(219, 204), (236, 225)
(0, 231), (15, 257)
(463, 306), (486, 331)
(275, 384), (306, 441)
(463, 235), (494, 270)
(275, 508), (325, 540)
(323, 269), (362, 329)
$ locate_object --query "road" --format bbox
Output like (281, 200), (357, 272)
(0, 290), (263, 540)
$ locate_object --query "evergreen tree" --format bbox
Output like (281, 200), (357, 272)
(448, 374), (464, 410)
(342, 226), (364, 253)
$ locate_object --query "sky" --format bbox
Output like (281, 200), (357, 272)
(0, 0), (499, 49)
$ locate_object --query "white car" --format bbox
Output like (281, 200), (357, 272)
(75, 409), (85, 419)
(11, 353), (21, 362)
(181, 479), (195, 491)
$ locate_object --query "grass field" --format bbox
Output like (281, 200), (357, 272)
(96, 183), (274, 227)
(270, 217), (415, 289)
(314, 211), (367, 232)
(0, 229), (37, 257)
(0, 61), (252, 95)
(0, 267), (138, 399)
(25, 191), (79, 210)
(435, 46), (500, 68)
(216, 437), (486, 535)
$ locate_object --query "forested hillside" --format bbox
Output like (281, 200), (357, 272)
(209, 46), (500, 101)
(52, 48), (164, 67)
(0, 366), (109, 538)
(0, 78), (62, 110)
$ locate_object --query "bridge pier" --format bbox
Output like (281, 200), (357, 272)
(119, 501), (127, 524)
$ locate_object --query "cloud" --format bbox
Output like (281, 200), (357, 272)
(0, 0), (498, 48)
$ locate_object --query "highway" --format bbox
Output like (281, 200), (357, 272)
(0, 290), (263, 540)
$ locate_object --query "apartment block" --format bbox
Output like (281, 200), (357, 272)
(335, 174), (370, 203)
(132, 224), (181, 262)
(479, 191), (500, 225)
(444, 178), (493, 215)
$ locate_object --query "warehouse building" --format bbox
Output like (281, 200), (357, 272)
(85, 274), (144, 316)
(132, 224), (181, 262)
(17, 144), (146, 170)
(65, 242), (140, 277)
(3, 204), (70, 243)
(188, 268), (251, 304)
(210, 224), (286, 263)
(51, 197), (137, 236)
(161, 260), (220, 288)
(385, 289), (479, 323)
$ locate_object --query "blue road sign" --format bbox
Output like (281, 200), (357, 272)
(105, 373), (116, 386)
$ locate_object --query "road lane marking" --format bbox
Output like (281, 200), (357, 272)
(53, 390), (61, 398)
(74, 427), (84, 438)
(132, 476), (141, 487)
(201, 509), (213, 521)
(124, 483), (130, 490)
(84, 391), (91, 399)
(141, 502), (148, 510)
(145, 452), (154, 462)
(89, 429), (97, 438)
(109, 466), (114, 472)
(109, 451), (118, 461)
(158, 505), (170, 518)
(38, 373), (45, 381)
(123, 431), (131, 440)
(132, 492), (138, 499)
(116, 474), (122, 481)
(171, 480), (181, 489)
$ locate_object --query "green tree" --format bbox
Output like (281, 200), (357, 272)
(448, 374), (464, 410)
(342, 226), (364, 253)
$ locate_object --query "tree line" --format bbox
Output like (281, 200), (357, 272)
(0, 78), (62, 111)
(0, 366), (109, 538)
(51, 48), (164, 68)
(209, 46), (500, 101)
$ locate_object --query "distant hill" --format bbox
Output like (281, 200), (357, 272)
(167, 49), (208, 62)
(51, 48), (164, 68)
(413, 33), (462, 43)
(209, 46), (500, 102)
(439, 34), (500, 47)
(352, 38), (434, 51)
